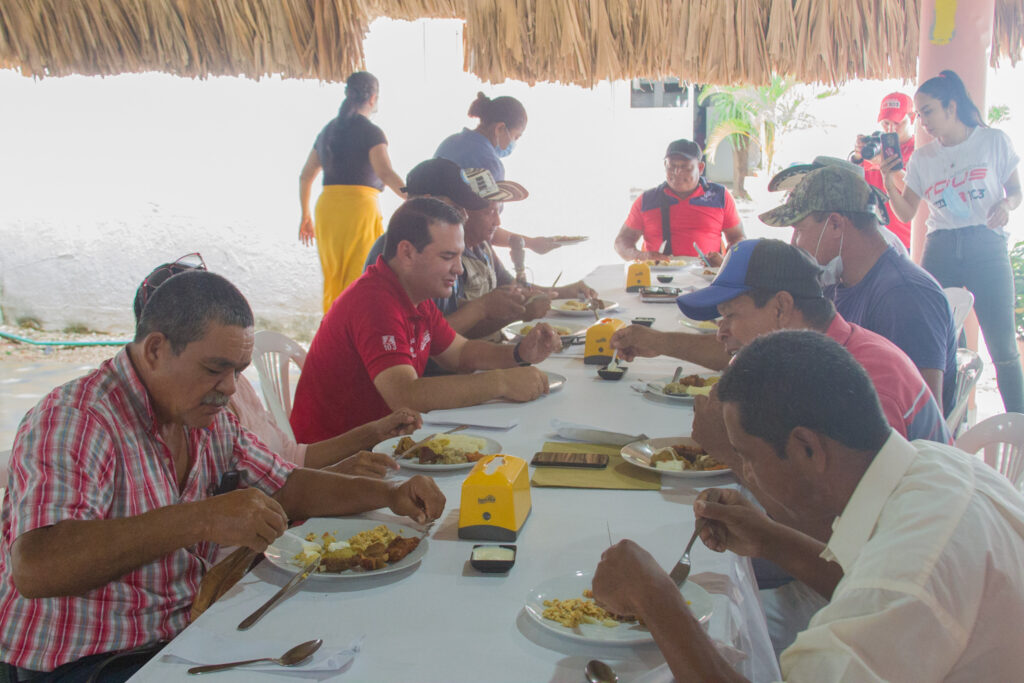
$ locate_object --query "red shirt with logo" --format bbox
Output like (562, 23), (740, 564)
(290, 257), (457, 442)
(862, 137), (916, 248)
(624, 180), (740, 256)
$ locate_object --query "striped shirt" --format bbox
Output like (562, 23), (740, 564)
(0, 349), (295, 671)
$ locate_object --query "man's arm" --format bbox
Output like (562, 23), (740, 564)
(298, 149), (321, 246)
(614, 224), (660, 261)
(274, 468), (444, 524)
(12, 489), (289, 598)
(723, 222), (745, 247)
(610, 325), (729, 370)
(919, 368), (944, 411)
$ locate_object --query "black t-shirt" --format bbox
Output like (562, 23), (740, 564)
(314, 114), (387, 189)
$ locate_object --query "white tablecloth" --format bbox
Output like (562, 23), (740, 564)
(132, 264), (780, 682)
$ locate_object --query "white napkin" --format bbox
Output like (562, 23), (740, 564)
(163, 625), (362, 675)
(422, 406), (519, 430)
(550, 418), (646, 446)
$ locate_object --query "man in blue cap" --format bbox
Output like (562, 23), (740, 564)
(611, 239), (949, 490)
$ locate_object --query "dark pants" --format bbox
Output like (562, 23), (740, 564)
(922, 225), (1024, 413)
(1, 642), (164, 683)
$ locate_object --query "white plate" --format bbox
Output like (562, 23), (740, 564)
(645, 374), (720, 402)
(678, 316), (720, 334)
(503, 319), (587, 343)
(546, 371), (566, 391)
(524, 569), (713, 644)
(695, 266), (720, 282)
(550, 299), (619, 317)
(551, 235), (589, 245)
(621, 437), (732, 478)
(375, 430), (503, 471)
(264, 517), (428, 579)
(643, 258), (694, 272)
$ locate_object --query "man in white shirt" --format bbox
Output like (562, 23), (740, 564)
(593, 329), (1024, 682)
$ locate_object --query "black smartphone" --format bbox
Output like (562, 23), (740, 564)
(531, 452), (609, 468)
(880, 132), (903, 171)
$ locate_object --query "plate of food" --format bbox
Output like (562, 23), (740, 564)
(642, 257), (694, 272)
(503, 320), (587, 343)
(524, 569), (713, 644)
(696, 266), (720, 282)
(551, 235), (589, 245)
(264, 518), (428, 579)
(375, 431), (502, 471)
(678, 316), (720, 334)
(550, 299), (619, 317)
(645, 373), (720, 401)
(621, 437), (731, 477)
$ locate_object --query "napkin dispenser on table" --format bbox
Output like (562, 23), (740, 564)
(458, 455), (531, 541)
(625, 263), (651, 291)
(584, 317), (626, 365)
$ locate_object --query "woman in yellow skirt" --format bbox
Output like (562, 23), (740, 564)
(298, 71), (406, 312)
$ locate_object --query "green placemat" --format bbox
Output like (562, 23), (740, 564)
(530, 441), (661, 490)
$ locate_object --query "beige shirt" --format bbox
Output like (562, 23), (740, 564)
(780, 432), (1024, 681)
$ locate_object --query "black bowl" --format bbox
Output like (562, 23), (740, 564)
(656, 274), (674, 283)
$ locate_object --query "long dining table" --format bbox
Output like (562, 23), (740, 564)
(132, 262), (782, 682)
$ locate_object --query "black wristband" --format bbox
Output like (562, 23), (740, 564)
(512, 342), (531, 366)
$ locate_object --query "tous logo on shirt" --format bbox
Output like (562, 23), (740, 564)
(382, 335), (397, 351)
(420, 331), (432, 351)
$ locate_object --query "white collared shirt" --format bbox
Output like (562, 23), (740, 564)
(779, 432), (1024, 682)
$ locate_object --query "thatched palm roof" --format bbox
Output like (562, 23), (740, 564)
(1, 0), (1022, 86)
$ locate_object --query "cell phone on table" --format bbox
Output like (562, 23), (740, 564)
(880, 132), (903, 171)
(531, 452), (609, 468)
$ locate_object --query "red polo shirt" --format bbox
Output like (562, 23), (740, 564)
(862, 137), (916, 248)
(624, 180), (740, 256)
(290, 257), (457, 443)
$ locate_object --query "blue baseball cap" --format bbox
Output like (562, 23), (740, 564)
(676, 239), (824, 321)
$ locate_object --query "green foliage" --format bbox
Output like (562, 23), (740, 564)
(988, 104), (1011, 125)
(1010, 240), (1024, 338)
(698, 75), (829, 176)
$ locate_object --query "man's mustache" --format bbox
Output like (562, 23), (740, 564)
(201, 392), (230, 407)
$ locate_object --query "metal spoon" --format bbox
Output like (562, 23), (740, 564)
(585, 659), (619, 683)
(187, 638), (323, 675)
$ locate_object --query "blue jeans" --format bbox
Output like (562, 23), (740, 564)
(922, 226), (1024, 413)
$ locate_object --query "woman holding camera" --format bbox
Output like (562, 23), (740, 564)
(298, 71), (406, 313)
(882, 69), (1023, 412)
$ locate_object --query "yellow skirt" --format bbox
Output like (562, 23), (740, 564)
(314, 185), (383, 313)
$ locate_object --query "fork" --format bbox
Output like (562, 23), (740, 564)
(669, 490), (721, 587)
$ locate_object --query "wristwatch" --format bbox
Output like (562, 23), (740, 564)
(512, 342), (531, 366)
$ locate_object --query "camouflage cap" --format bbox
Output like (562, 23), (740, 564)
(759, 165), (882, 227)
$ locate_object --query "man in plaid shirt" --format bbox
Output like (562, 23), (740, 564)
(0, 270), (445, 681)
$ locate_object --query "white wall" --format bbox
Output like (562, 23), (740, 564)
(2, 17), (1022, 336)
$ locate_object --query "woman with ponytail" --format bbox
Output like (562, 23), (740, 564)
(298, 71), (406, 312)
(882, 69), (1024, 412)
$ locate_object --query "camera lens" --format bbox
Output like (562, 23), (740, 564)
(861, 141), (880, 159)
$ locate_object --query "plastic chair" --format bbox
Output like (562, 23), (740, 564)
(943, 287), (974, 338)
(955, 412), (1024, 489)
(252, 331), (307, 441)
(946, 348), (983, 437)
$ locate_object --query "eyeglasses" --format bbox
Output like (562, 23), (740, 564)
(138, 252), (207, 311)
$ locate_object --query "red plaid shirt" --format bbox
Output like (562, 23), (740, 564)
(0, 349), (295, 671)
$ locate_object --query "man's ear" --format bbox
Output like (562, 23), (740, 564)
(139, 332), (170, 372)
(773, 290), (797, 323)
(786, 426), (829, 474)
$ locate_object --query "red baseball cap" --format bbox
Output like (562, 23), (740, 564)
(878, 92), (914, 123)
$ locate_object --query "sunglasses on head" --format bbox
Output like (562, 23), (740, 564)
(138, 252), (207, 311)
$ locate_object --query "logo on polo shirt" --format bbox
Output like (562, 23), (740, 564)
(421, 331), (431, 351)
(382, 335), (397, 351)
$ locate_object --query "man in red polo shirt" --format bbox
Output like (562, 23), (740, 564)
(614, 139), (744, 263)
(290, 197), (562, 443)
(851, 92), (916, 248)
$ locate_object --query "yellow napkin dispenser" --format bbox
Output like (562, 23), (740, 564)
(458, 455), (531, 541)
(584, 317), (626, 365)
(626, 262), (652, 292)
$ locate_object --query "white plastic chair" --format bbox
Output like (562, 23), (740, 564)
(946, 348), (983, 437)
(252, 331), (307, 441)
(943, 287), (974, 338)
(955, 412), (1024, 489)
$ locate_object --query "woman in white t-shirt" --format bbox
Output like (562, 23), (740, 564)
(883, 70), (1024, 413)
